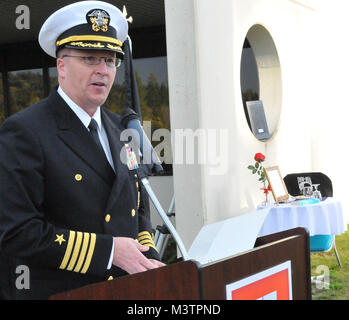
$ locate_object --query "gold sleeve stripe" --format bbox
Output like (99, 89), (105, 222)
(59, 231), (75, 270)
(138, 230), (158, 252)
(140, 242), (158, 252)
(59, 231), (97, 274)
(139, 238), (155, 243)
(74, 232), (90, 273)
(148, 244), (158, 251)
(139, 239), (154, 246)
(67, 231), (83, 271)
(138, 235), (152, 241)
(138, 231), (151, 237)
(81, 233), (96, 274)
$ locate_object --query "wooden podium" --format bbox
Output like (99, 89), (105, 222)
(50, 227), (311, 300)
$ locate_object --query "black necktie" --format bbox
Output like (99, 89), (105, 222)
(88, 119), (104, 152)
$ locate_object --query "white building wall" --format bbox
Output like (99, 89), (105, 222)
(164, 0), (349, 249)
(164, 0), (206, 247)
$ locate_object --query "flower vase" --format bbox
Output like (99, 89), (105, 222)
(263, 192), (270, 206)
(261, 182), (271, 206)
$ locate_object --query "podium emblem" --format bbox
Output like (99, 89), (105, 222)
(225, 261), (292, 300)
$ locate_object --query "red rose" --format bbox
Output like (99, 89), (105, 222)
(254, 153), (265, 163)
(260, 185), (271, 194)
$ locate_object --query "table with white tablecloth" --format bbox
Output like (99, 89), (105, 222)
(258, 198), (347, 237)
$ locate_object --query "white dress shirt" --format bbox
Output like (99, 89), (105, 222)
(57, 86), (114, 270)
(57, 86), (115, 171)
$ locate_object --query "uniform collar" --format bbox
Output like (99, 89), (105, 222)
(57, 86), (102, 131)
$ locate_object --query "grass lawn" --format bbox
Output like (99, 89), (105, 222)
(311, 225), (349, 300)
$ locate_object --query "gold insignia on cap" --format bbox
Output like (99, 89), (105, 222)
(70, 41), (104, 49)
(88, 9), (110, 32)
(56, 36), (122, 47)
(75, 174), (82, 181)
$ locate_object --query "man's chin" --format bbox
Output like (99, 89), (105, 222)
(87, 95), (108, 108)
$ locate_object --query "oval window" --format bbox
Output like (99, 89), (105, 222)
(240, 25), (282, 141)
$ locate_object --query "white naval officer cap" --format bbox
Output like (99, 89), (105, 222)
(38, 1), (128, 59)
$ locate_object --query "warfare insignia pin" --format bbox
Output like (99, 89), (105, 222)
(87, 9), (110, 32)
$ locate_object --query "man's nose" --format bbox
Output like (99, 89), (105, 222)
(94, 58), (109, 73)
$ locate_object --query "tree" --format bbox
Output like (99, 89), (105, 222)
(145, 73), (161, 117)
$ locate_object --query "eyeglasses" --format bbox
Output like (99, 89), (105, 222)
(61, 55), (121, 68)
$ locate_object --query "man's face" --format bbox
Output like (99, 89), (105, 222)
(57, 49), (117, 115)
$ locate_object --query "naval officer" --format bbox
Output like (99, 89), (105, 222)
(0, 1), (164, 300)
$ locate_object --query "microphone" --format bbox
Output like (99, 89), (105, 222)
(121, 107), (164, 175)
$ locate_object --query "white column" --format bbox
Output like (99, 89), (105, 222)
(164, 0), (206, 249)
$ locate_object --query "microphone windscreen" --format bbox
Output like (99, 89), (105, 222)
(121, 107), (139, 128)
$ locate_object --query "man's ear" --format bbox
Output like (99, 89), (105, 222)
(56, 48), (70, 79)
(56, 55), (66, 79)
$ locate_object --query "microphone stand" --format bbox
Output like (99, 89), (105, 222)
(154, 195), (175, 259)
(122, 36), (189, 261)
(136, 164), (190, 261)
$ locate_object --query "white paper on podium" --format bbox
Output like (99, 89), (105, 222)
(188, 208), (271, 265)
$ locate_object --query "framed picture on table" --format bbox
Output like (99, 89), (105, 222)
(264, 166), (289, 203)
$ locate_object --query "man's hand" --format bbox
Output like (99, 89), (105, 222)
(149, 259), (166, 268)
(112, 237), (165, 274)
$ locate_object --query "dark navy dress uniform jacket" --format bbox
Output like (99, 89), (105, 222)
(0, 88), (159, 299)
